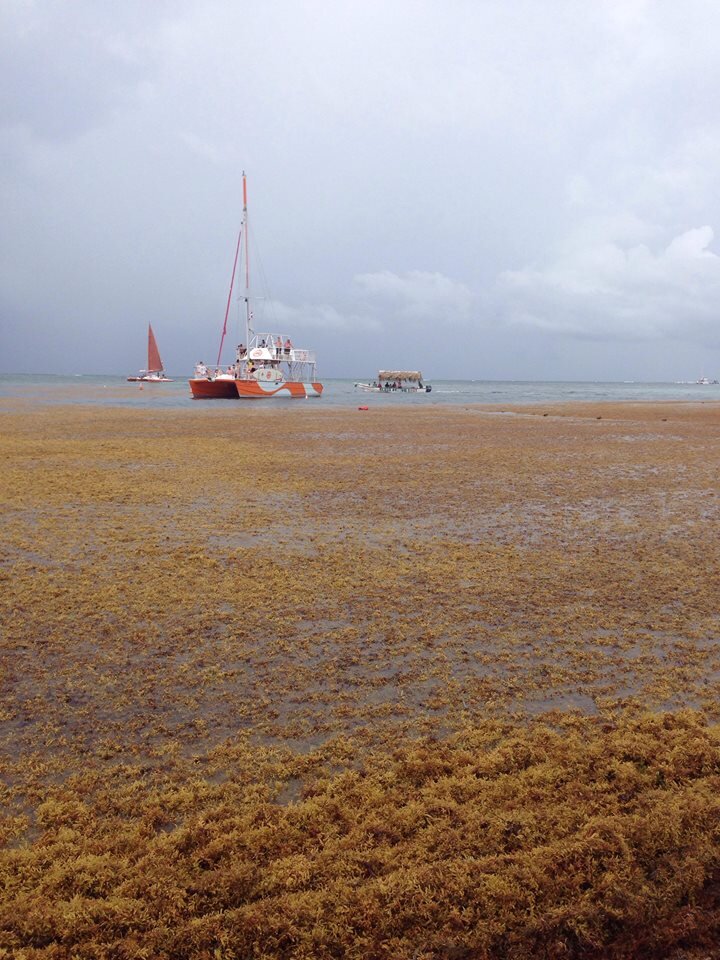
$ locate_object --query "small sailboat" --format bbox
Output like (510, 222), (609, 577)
(189, 173), (323, 399)
(127, 324), (174, 382)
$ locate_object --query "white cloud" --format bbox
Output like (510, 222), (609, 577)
(252, 270), (473, 338)
(665, 225), (715, 260)
(177, 130), (227, 165)
(499, 226), (720, 343)
(354, 270), (474, 322)
(261, 299), (381, 333)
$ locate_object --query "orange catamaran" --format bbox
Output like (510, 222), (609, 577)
(189, 174), (323, 400)
(127, 324), (173, 382)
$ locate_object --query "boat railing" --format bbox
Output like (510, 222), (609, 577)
(289, 348), (314, 363)
(248, 334), (315, 364)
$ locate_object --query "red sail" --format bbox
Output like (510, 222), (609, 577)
(147, 324), (163, 372)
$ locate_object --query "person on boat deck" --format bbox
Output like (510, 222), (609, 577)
(226, 366), (234, 376)
(195, 361), (208, 378)
(284, 338), (292, 355)
(236, 344), (246, 360)
(275, 336), (283, 358)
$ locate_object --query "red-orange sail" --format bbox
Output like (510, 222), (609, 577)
(147, 324), (163, 372)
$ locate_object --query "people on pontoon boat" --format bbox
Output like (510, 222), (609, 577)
(197, 337), (300, 382)
(380, 379), (408, 390)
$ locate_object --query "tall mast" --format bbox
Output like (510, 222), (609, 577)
(243, 172), (252, 346)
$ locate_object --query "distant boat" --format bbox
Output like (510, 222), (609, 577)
(188, 172), (323, 399)
(127, 324), (173, 382)
(355, 370), (431, 393)
(697, 375), (719, 384)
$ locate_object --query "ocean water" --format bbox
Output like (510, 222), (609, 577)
(1, 374), (719, 409)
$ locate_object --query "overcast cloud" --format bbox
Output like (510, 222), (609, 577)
(2, 0), (720, 380)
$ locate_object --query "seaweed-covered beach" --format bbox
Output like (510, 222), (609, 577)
(2, 401), (720, 958)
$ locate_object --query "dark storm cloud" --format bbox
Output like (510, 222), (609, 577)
(0, 1), (177, 141)
(2, 0), (720, 380)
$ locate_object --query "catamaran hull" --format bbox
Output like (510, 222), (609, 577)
(189, 379), (323, 399)
(188, 379), (240, 399)
(235, 380), (323, 398)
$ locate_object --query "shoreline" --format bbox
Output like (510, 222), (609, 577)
(3, 374), (720, 413)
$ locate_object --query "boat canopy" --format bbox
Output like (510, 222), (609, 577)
(379, 370), (423, 381)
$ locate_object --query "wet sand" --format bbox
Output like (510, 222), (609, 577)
(3, 400), (720, 957)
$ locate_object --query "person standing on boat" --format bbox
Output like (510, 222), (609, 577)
(284, 337), (292, 356)
(236, 344), (246, 360)
(195, 361), (208, 378)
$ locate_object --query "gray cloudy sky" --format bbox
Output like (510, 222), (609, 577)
(3, 0), (720, 380)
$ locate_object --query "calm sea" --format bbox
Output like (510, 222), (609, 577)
(1, 374), (719, 409)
